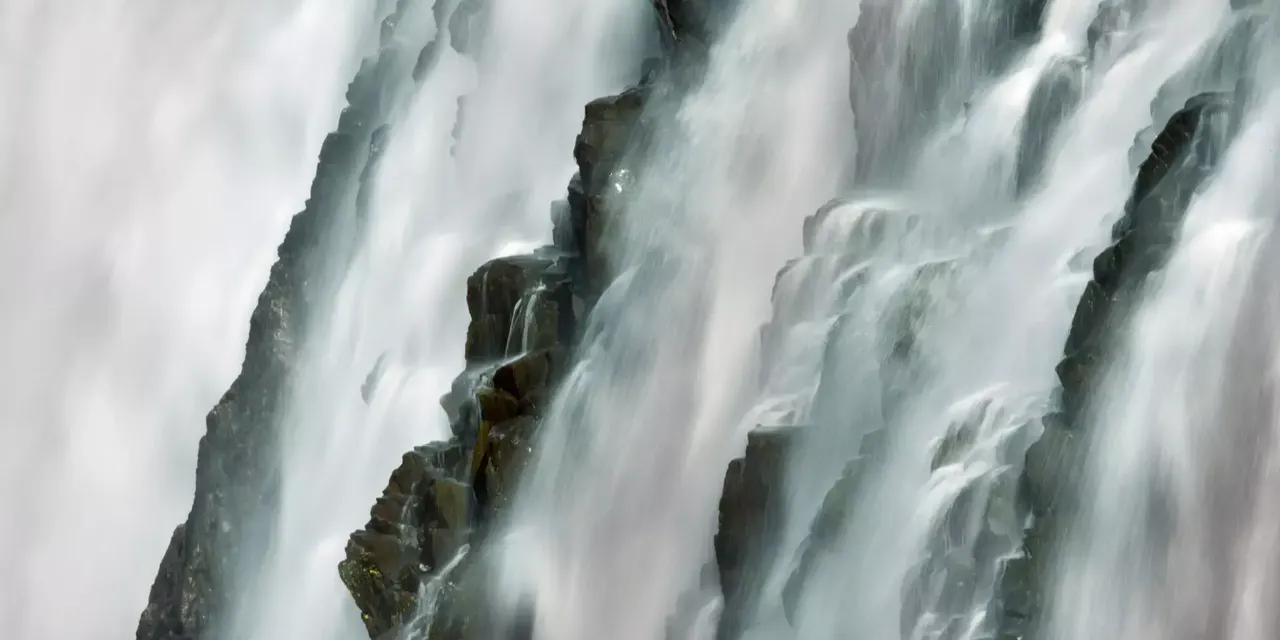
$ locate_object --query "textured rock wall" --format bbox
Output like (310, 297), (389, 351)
(337, 87), (660, 640)
(994, 92), (1233, 640)
(337, 2), (742, 637)
(136, 4), (455, 639)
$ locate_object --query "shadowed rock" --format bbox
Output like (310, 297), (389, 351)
(136, 6), (437, 637)
(715, 426), (798, 637)
(995, 91), (1233, 640)
(780, 429), (885, 624)
(1015, 56), (1084, 195)
(339, 29), (669, 635)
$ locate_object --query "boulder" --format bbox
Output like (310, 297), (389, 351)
(463, 252), (573, 363)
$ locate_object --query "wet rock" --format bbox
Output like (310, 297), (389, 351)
(997, 91), (1234, 639)
(801, 198), (922, 257)
(781, 429), (886, 622)
(571, 88), (654, 294)
(448, 0), (490, 56)
(1016, 56), (1084, 195)
(931, 417), (977, 472)
(418, 554), (532, 640)
(464, 252), (573, 362)
(651, 0), (739, 60)
(493, 347), (567, 412)
(344, 67), (660, 640)
(1006, 0), (1050, 42)
(472, 416), (539, 518)
(340, 442), (473, 638)
(474, 386), (521, 425)
(362, 353), (389, 404)
(1057, 91), (1229, 425)
(1020, 416), (1080, 517)
(136, 10), (429, 638)
(341, 3), (699, 635)
(716, 426), (798, 637)
(442, 346), (567, 441)
(900, 390), (1032, 640)
(882, 258), (957, 364)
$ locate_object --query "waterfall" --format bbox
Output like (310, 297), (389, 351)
(503, 0), (856, 637)
(1046, 43), (1280, 640)
(741, 0), (1237, 636)
(213, 0), (646, 636)
(8, 0), (1280, 639)
(0, 0), (642, 638)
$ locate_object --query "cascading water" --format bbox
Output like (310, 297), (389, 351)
(763, 0), (1243, 638)
(504, 0), (857, 637)
(11, 0), (1280, 639)
(1046, 32), (1280, 640)
(485, 0), (1254, 638)
(222, 0), (647, 637)
(1, 0), (642, 638)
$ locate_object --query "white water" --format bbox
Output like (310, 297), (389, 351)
(0, 0), (642, 637)
(7, 0), (1277, 639)
(492, 0), (1263, 637)
(1047, 62), (1280, 640)
(505, 0), (856, 637)
(229, 0), (646, 636)
(0, 2), (367, 638)
(775, 0), (1236, 637)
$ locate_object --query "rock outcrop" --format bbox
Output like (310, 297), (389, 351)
(711, 191), (967, 636)
(136, 7), (437, 639)
(714, 426), (797, 637)
(652, 0), (739, 64)
(336, 11), (703, 637)
(140, 4), (1249, 640)
(994, 91), (1233, 640)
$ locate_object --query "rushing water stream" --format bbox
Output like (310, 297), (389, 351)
(4, 0), (1280, 639)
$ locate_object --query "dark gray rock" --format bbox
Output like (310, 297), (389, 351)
(341, 50), (663, 637)
(651, 0), (741, 62)
(339, 442), (472, 638)
(715, 426), (798, 637)
(136, 6), (441, 639)
(995, 91), (1233, 640)
(463, 252), (574, 364)
(1015, 56), (1084, 195)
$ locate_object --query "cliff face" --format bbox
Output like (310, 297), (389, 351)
(141, 3), (1250, 640)
(994, 91), (1234, 640)
(336, 2), (733, 637)
(136, 4), (448, 638)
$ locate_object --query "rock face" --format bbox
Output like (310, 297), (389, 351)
(993, 92), (1233, 640)
(142, 4), (1247, 640)
(337, 17), (694, 638)
(652, 0), (739, 63)
(849, 0), (1050, 185)
(136, 8), (437, 639)
(715, 426), (797, 637)
(778, 428), (888, 623)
